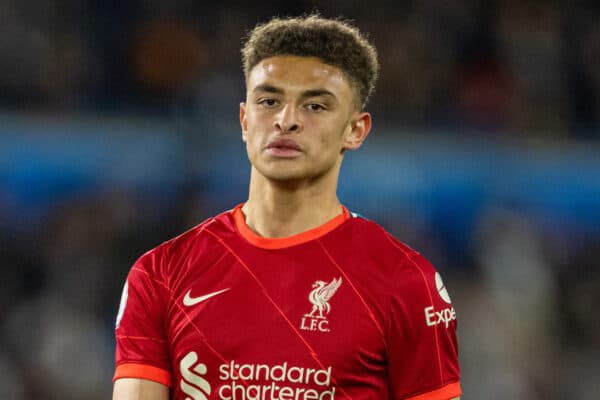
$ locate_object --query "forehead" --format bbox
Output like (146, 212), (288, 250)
(247, 56), (353, 97)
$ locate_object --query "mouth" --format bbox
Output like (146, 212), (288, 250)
(265, 138), (303, 158)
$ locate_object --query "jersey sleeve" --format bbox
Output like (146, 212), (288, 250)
(113, 248), (172, 387)
(386, 245), (461, 400)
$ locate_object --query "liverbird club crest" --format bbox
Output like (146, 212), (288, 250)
(300, 277), (342, 333)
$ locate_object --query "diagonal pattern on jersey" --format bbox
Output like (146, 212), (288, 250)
(205, 228), (352, 399)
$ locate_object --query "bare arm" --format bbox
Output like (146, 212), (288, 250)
(113, 378), (169, 400)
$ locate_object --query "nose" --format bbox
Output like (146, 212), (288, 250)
(274, 104), (301, 133)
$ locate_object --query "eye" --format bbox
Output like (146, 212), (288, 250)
(306, 103), (325, 112)
(258, 98), (278, 107)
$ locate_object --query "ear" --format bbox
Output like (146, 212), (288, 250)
(240, 102), (248, 142)
(343, 112), (372, 151)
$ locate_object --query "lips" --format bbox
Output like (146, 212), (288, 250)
(264, 137), (303, 158)
(266, 138), (302, 151)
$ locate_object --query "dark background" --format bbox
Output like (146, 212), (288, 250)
(1, 1), (599, 398)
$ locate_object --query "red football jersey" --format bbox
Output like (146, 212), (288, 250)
(114, 205), (461, 400)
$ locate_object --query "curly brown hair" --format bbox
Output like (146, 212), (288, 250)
(241, 15), (379, 110)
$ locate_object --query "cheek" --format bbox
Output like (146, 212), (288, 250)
(244, 117), (265, 157)
(243, 115), (259, 140)
(247, 111), (271, 135)
(318, 118), (350, 147)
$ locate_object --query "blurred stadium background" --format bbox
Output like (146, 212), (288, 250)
(1, 1), (599, 399)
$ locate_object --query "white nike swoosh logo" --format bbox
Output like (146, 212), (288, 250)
(183, 288), (230, 306)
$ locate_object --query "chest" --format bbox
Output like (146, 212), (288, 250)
(164, 246), (388, 396)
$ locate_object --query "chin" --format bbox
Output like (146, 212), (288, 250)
(264, 170), (308, 182)
(254, 160), (302, 178)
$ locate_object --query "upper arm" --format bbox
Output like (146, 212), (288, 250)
(384, 243), (461, 399)
(113, 378), (169, 400)
(113, 253), (173, 387)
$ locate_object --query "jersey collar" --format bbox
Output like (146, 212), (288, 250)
(232, 204), (350, 249)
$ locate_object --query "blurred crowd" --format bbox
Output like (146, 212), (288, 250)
(1, 1), (599, 399)
(0, 0), (599, 136)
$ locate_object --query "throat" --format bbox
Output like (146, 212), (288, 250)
(244, 165), (343, 238)
(241, 200), (343, 239)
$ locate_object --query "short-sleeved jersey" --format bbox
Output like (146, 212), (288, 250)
(114, 205), (461, 400)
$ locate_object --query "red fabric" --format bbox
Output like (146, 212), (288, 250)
(114, 207), (460, 399)
(113, 363), (171, 387)
(406, 382), (462, 400)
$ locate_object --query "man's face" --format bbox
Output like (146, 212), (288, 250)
(240, 56), (370, 184)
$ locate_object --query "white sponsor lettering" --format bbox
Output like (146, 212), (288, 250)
(218, 361), (331, 387)
(187, 354), (336, 400)
(180, 351), (211, 400)
(218, 381), (335, 400)
(424, 305), (457, 328)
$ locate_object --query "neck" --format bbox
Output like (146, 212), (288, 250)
(242, 168), (343, 238)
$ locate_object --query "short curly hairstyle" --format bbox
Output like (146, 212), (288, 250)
(241, 15), (379, 110)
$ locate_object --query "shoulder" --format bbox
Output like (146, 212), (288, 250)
(131, 207), (236, 276)
(343, 213), (430, 265)
(341, 213), (440, 289)
(163, 208), (235, 253)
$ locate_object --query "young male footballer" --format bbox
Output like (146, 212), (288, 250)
(113, 15), (461, 400)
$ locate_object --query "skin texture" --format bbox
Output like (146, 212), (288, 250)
(112, 378), (168, 400)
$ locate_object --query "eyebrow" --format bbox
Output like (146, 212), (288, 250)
(252, 84), (284, 95)
(252, 84), (337, 101)
(302, 89), (336, 100)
